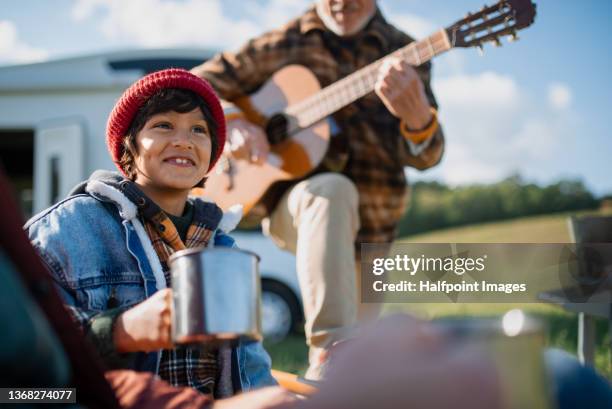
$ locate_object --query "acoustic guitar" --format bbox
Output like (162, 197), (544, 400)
(200, 0), (536, 219)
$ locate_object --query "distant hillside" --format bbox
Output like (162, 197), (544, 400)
(399, 212), (573, 243)
(399, 176), (599, 237)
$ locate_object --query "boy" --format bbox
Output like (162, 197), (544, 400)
(25, 68), (275, 398)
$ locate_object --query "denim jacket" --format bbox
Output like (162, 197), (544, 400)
(24, 171), (276, 392)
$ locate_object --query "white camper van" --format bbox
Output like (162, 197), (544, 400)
(0, 49), (302, 342)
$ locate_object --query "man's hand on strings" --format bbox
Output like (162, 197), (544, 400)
(375, 57), (433, 131)
(226, 118), (270, 165)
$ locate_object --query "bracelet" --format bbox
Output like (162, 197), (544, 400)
(400, 108), (438, 144)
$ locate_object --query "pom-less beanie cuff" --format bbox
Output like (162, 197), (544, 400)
(106, 68), (226, 176)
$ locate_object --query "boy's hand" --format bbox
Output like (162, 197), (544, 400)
(114, 288), (173, 352)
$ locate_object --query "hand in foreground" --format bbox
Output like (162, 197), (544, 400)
(107, 370), (297, 409)
(298, 315), (503, 409)
(226, 118), (270, 165)
(213, 387), (298, 409)
(114, 288), (173, 353)
(375, 57), (433, 130)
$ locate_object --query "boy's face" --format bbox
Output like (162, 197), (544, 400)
(133, 108), (212, 193)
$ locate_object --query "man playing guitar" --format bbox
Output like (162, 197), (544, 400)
(191, 0), (444, 379)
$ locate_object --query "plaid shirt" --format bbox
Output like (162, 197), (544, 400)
(139, 190), (222, 396)
(192, 6), (444, 249)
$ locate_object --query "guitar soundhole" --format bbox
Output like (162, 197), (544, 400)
(266, 114), (289, 145)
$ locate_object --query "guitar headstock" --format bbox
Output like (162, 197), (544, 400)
(446, 0), (536, 49)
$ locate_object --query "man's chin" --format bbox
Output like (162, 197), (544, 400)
(316, 1), (375, 37)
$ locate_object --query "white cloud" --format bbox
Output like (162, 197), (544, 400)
(411, 71), (576, 186)
(548, 82), (572, 110)
(435, 71), (520, 110)
(0, 20), (48, 64)
(71, 0), (108, 21)
(71, 0), (310, 51)
(244, 0), (311, 31)
(509, 119), (559, 161)
(72, 0), (254, 50)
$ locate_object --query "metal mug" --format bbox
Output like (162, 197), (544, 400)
(434, 310), (555, 409)
(168, 247), (262, 345)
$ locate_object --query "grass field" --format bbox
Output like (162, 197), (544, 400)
(265, 212), (611, 378)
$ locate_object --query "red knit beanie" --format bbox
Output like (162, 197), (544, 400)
(106, 68), (226, 175)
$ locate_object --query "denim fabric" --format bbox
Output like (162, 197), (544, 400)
(237, 339), (276, 390)
(25, 183), (275, 391)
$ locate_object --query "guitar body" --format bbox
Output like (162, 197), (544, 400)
(202, 65), (330, 213)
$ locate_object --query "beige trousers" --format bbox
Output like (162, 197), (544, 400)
(263, 173), (360, 376)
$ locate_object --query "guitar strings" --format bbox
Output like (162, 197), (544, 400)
(283, 32), (449, 130)
(291, 34), (447, 120)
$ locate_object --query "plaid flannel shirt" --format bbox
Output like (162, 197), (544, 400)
(139, 187), (222, 396)
(192, 6), (444, 249)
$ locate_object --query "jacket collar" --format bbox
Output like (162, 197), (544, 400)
(76, 171), (241, 233)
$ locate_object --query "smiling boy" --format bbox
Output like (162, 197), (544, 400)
(25, 68), (275, 397)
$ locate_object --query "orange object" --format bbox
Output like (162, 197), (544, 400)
(224, 111), (246, 122)
(271, 369), (318, 396)
(399, 108), (438, 144)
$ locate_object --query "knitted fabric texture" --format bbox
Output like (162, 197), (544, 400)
(106, 68), (226, 175)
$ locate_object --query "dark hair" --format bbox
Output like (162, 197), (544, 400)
(118, 88), (218, 185)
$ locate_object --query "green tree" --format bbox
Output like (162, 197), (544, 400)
(399, 177), (599, 236)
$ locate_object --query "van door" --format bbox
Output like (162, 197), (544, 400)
(33, 119), (85, 213)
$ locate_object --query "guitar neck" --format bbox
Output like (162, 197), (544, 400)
(285, 29), (452, 128)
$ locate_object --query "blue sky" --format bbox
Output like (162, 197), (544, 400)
(1, 0), (611, 195)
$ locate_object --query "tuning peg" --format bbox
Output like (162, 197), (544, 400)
(465, 11), (472, 24)
(493, 37), (502, 47)
(508, 31), (519, 42)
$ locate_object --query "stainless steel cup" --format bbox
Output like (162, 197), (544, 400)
(435, 310), (555, 409)
(169, 247), (262, 345)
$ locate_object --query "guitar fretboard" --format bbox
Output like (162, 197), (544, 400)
(285, 29), (451, 128)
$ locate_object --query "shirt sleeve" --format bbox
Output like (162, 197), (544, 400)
(191, 24), (301, 103)
(401, 125), (445, 170)
(33, 244), (137, 369)
(398, 60), (445, 170)
(105, 370), (214, 409)
(374, 23), (445, 169)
